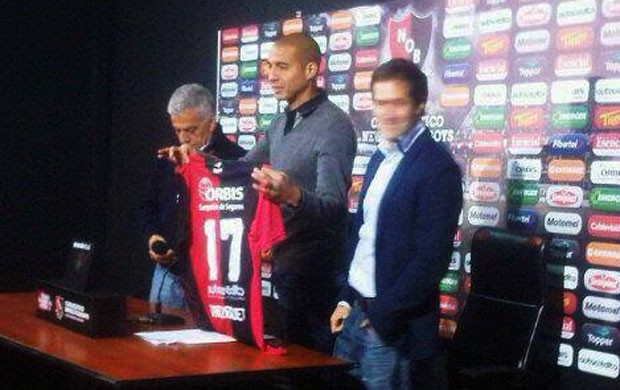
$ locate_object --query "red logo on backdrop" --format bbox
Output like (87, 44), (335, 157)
(222, 28), (240, 45)
(588, 215), (620, 240)
(592, 133), (620, 152)
(472, 132), (503, 154)
(355, 49), (380, 69)
(510, 108), (545, 130)
(440, 295), (459, 316)
(509, 133), (542, 149)
(477, 34), (510, 57)
(241, 25), (259, 42)
(453, 229), (463, 247)
(562, 316), (576, 339)
(563, 292), (578, 315)
(595, 105), (620, 129)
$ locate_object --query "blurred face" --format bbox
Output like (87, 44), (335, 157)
(170, 106), (215, 149)
(372, 79), (424, 141)
(265, 43), (317, 109)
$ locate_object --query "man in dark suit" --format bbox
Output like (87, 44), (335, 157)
(330, 59), (463, 389)
(142, 84), (245, 308)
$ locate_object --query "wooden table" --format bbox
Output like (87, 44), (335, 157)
(0, 292), (350, 389)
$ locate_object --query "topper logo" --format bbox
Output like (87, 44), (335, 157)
(511, 82), (547, 106)
(328, 31), (353, 51)
(476, 59), (507, 81)
(594, 105), (620, 129)
(469, 181), (500, 202)
(581, 323), (620, 351)
(546, 186), (583, 208)
(477, 34), (509, 57)
(555, 52), (592, 77)
(584, 269), (620, 294)
(508, 134), (542, 155)
(306, 16), (327, 35)
(596, 78), (620, 103)
(474, 84), (506, 106)
(221, 28), (239, 45)
(548, 238), (580, 262)
(477, 8), (512, 34)
(582, 296), (620, 323)
(514, 29), (550, 53)
(602, 50), (620, 75)
(443, 14), (475, 38)
(517, 3), (552, 28)
(591, 161), (620, 185)
(470, 158), (502, 178)
(261, 22), (280, 40)
(467, 206), (500, 226)
(544, 212), (583, 235)
(601, 22), (620, 46)
(506, 158), (542, 181)
(592, 133), (620, 157)
(588, 215), (620, 240)
(586, 242), (620, 268)
(221, 47), (239, 63)
(514, 56), (547, 79)
(328, 74), (350, 92)
(557, 26), (594, 50)
(557, 0), (597, 26)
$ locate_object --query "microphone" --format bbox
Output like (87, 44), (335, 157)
(151, 239), (170, 255)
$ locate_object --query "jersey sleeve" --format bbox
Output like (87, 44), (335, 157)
(248, 192), (286, 253)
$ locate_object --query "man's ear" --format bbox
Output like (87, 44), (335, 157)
(306, 61), (318, 80)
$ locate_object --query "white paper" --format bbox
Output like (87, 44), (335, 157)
(135, 328), (236, 346)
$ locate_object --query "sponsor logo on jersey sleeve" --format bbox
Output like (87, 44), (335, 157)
(546, 185), (584, 208)
(544, 212), (583, 235)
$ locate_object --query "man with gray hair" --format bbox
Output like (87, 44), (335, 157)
(141, 83), (245, 308)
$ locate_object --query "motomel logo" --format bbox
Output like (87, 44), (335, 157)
(551, 105), (589, 129)
(511, 82), (547, 106)
(586, 242), (620, 268)
(468, 206), (500, 226)
(240, 44), (258, 61)
(328, 74), (350, 92)
(355, 49), (379, 69)
(594, 105), (620, 129)
(604, 0), (620, 17)
(585, 268), (620, 294)
(548, 134), (588, 156)
(443, 63), (471, 84)
(443, 14), (475, 38)
(470, 158), (502, 178)
(220, 117), (237, 134)
(548, 159), (586, 182)
(469, 181), (500, 202)
(590, 187), (620, 212)
(510, 108), (545, 130)
(591, 161), (620, 185)
(261, 22), (280, 40)
(557, 0), (597, 26)
(238, 117), (257, 133)
(583, 296), (620, 323)
(548, 238), (581, 261)
(441, 86), (470, 107)
(238, 134), (256, 151)
(328, 31), (353, 51)
(330, 10), (353, 31)
(515, 29), (550, 53)
(477, 34), (509, 57)
(283, 18), (303, 35)
(555, 52), (592, 77)
(596, 78), (620, 103)
(352, 5), (381, 27)
(602, 51), (620, 75)
(563, 316), (576, 339)
(517, 3), (552, 28)
(544, 212), (582, 235)
(514, 56), (548, 80)
(557, 26), (595, 50)
(581, 323), (620, 351)
(328, 53), (352, 72)
(593, 133), (620, 157)
(476, 59), (507, 81)
(221, 64), (238, 80)
(472, 132), (503, 154)
(353, 92), (373, 111)
(328, 95), (350, 114)
(506, 209), (539, 231)
(440, 295), (459, 316)
(477, 8), (512, 34)
(258, 97), (278, 115)
(508, 134), (542, 155)
(241, 25), (259, 43)
(546, 185), (583, 208)
(589, 215), (620, 240)
(354, 71), (372, 90)
(443, 38), (473, 60)
(601, 22), (620, 46)
(238, 98), (257, 116)
(507, 158), (541, 181)
(450, 252), (461, 271)
(474, 84), (506, 106)
(558, 343), (574, 367)
(221, 46), (239, 63)
(221, 28), (239, 45)
(551, 79), (589, 104)
(220, 82), (238, 98)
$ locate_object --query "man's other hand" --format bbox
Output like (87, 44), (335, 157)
(157, 144), (194, 165)
(251, 166), (301, 206)
(148, 234), (176, 265)
(330, 304), (351, 334)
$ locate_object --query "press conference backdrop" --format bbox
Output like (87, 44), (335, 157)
(214, 0), (620, 381)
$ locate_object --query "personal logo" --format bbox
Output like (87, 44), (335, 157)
(586, 242), (620, 268)
(443, 63), (471, 84)
(509, 108), (545, 130)
(590, 187), (620, 212)
(443, 38), (473, 60)
(476, 58), (508, 81)
(548, 134), (588, 156)
(506, 181), (539, 205)
(355, 26), (380, 47)
(581, 323), (620, 351)
(508, 133), (542, 155)
(352, 5), (381, 27)
(603, 0), (620, 18)
(469, 181), (500, 202)
(441, 86), (470, 107)
(477, 34), (509, 57)
(506, 209), (539, 231)
(474, 84), (507, 106)
(470, 158), (502, 178)
(477, 8), (512, 34)
(506, 158), (542, 181)
(600, 22), (620, 46)
(328, 31), (353, 51)
(584, 268), (620, 294)
(387, 9), (432, 63)
(556, 26), (594, 50)
(588, 215), (620, 240)
(355, 49), (379, 69)
(556, 0), (597, 26)
(443, 13), (475, 38)
(547, 159), (586, 182)
(514, 29), (550, 53)
(591, 161), (620, 185)
(467, 206), (500, 226)
(472, 132), (503, 154)
(516, 3), (552, 28)
(330, 10), (353, 31)
(594, 105), (620, 129)
(514, 56), (548, 80)
(596, 78), (620, 103)
(240, 25), (259, 43)
(221, 28), (239, 45)
(328, 53), (352, 72)
(544, 212), (582, 235)
(546, 185), (583, 208)
(220, 82), (238, 98)
(439, 295), (459, 316)
(547, 237), (581, 262)
(238, 117), (257, 133)
(582, 296), (620, 323)
(473, 107), (506, 129)
(551, 105), (589, 129)
(221, 46), (239, 63)
(240, 44), (259, 62)
(555, 52), (592, 77)
(511, 82), (547, 106)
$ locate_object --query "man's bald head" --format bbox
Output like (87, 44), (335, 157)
(273, 33), (321, 68)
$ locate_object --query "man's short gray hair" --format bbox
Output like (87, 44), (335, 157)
(167, 83), (215, 118)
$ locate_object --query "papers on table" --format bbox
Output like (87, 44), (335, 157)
(135, 329), (236, 346)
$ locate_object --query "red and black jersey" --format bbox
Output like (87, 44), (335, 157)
(178, 154), (285, 350)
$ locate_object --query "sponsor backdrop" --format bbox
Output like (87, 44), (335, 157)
(216, 0), (620, 381)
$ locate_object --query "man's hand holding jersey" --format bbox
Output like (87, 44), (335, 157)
(157, 143), (195, 164)
(251, 166), (301, 207)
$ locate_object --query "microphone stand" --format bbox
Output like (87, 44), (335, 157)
(142, 264), (186, 326)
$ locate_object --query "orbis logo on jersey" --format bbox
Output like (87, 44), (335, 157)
(584, 268), (620, 294)
(588, 215), (620, 240)
(198, 178), (244, 202)
(546, 185), (583, 208)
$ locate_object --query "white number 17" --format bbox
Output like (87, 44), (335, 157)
(203, 218), (244, 282)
